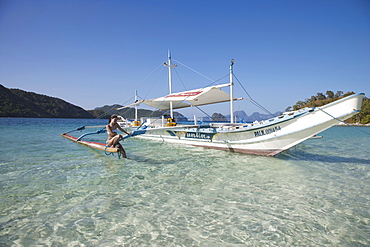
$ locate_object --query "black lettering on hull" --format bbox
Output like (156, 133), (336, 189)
(254, 126), (281, 137)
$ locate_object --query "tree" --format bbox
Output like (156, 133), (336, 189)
(284, 90), (369, 125)
(344, 91), (355, 97)
(326, 90), (334, 99)
(293, 101), (306, 110)
(349, 97), (370, 124)
(316, 92), (326, 100)
(335, 91), (343, 99)
(310, 96), (317, 102)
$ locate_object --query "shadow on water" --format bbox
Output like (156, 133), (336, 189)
(277, 150), (370, 164)
(125, 154), (166, 165)
(84, 144), (180, 165)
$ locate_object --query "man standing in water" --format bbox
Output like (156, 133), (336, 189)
(106, 114), (130, 158)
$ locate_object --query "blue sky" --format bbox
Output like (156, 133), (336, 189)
(1, 0), (369, 117)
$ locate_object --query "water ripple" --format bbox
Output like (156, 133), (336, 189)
(0, 119), (369, 246)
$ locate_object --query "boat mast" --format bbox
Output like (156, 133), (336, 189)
(230, 59), (235, 124)
(164, 50), (177, 119)
(135, 90), (138, 122)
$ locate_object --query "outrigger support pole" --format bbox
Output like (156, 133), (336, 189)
(76, 128), (106, 141)
(65, 125), (106, 134)
(121, 129), (147, 140)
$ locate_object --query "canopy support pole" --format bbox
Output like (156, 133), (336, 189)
(164, 50), (177, 119)
(230, 59), (235, 124)
(135, 90), (138, 122)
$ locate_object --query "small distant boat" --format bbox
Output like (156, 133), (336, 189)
(116, 52), (365, 156)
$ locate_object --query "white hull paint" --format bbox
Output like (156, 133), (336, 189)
(127, 93), (364, 156)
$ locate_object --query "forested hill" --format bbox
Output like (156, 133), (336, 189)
(0, 85), (94, 118)
(2, 85), (368, 124)
(286, 91), (370, 124)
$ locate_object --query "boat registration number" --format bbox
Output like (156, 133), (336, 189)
(254, 126), (282, 137)
(185, 132), (216, 140)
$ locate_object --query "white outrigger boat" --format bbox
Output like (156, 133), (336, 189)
(116, 53), (365, 156)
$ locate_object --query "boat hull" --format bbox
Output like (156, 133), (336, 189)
(127, 93), (365, 156)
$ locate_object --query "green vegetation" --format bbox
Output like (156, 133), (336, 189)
(286, 90), (370, 124)
(0, 85), (93, 118)
(351, 97), (370, 124)
(0, 84), (187, 120)
(2, 84), (368, 124)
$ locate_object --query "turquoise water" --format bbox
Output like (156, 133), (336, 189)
(0, 118), (369, 246)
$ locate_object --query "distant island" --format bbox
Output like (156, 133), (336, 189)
(1, 85), (369, 124)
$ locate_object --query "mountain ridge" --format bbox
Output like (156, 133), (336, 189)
(1, 85), (368, 124)
(0, 84), (94, 118)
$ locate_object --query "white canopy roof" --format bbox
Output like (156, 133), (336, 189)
(117, 83), (242, 111)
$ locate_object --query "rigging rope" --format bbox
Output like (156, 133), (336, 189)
(173, 59), (229, 88)
(116, 58), (275, 127)
(194, 106), (216, 121)
(172, 64), (227, 122)
(133, 59), (230, 126)
(144, 64), (165, 99)
(173, 59), (274, 118)
(117, 62), (164, 110)
(173, 67), (188, 91)
(233, 74), (274, 116)
(317, 107), (370, 136)
(95, 97), (134, 119)
(95, 63), (164, 120)
(173, 59), (215, 83)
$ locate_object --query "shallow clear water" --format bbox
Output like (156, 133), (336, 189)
(0, 118), (369, 246)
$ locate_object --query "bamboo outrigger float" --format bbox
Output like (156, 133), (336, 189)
(61, 133), (119, 153)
